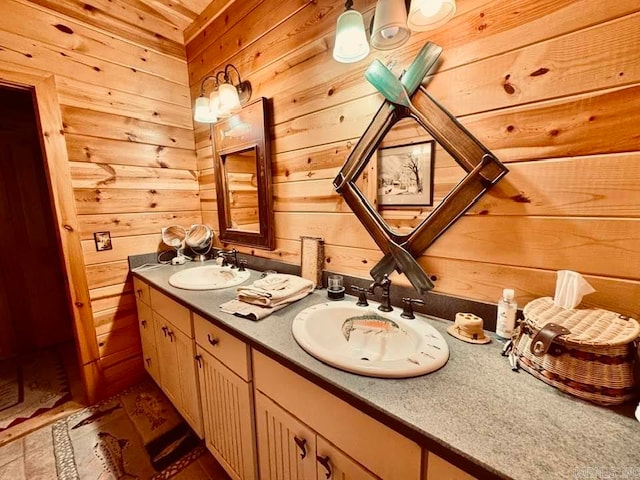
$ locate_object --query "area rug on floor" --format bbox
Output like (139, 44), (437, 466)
(53, 380), (203, 479)
(0, 348), (70, 432)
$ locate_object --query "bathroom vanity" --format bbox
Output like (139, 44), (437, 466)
(132, 262), (640, 480)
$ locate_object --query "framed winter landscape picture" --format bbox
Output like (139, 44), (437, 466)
(377, 140), (435, 207)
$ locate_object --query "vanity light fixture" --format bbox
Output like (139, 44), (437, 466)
(193, 64), (252, 124)
(371, 0), (411, 51)
(333, 0), (370, 63)
(333, 0), (456, 60)
(407, 0), (456, 31)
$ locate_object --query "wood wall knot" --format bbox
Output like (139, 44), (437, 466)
(530, 67), (549, 77)
(54, 24), (74, 35)
(502, 73), (516, 95)
(74, 301), (83, 308)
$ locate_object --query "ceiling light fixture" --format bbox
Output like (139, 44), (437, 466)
(193, 64), (252, 124)
(333, 0), (370, 63)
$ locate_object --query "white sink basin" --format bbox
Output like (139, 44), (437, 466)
(292, 301), (449, 378)
(168, 265), (250, 290)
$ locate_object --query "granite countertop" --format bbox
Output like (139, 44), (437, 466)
(131, 261), (640, 480)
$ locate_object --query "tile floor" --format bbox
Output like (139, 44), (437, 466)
(0, 422), (230, 480)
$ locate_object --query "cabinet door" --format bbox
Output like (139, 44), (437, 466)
(316, 437), (378, 480)
(173, 327), (203, 437)
(136, 301), (159, 383)
(197, 347), (257, 480)
(255, 390), (316, 480)
(153, 312), (181, 407)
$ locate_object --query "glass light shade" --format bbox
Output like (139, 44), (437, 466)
(217, 82), (241, 116)
(371, 0), (410, 50)
(194, 95), (217, 123)
(408, 0), (456, 31)
(333, 9), (370, 63)
(209, 90), (220, 120)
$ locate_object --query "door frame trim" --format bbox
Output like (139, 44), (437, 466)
(0, 66), (98, 402)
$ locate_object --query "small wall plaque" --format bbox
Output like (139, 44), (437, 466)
(94, 231), (112, 251)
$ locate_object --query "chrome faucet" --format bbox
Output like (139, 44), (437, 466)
(368, 274), (393, 312)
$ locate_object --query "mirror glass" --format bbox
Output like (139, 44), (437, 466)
(354, 118), (466, 236)
(222, 146), (259, 232)
(161, 225), (186, 248)
(213, 97), (275, 250)
(186, 224), (213, 261)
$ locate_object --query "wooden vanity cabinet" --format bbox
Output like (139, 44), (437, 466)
(133, 277), (480, 480)
(253, 351), (422, 480)
(194, 313), (257, 480)
(134, 288), (160, 383)
(424, 453), (478, 480)
(139, 285), (203, 438)
(255, 390), (377, 480)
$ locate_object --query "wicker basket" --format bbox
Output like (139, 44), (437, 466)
(512, 297), (640, 406)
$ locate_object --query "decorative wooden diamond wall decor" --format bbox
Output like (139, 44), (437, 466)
(333, 42), (508, 294)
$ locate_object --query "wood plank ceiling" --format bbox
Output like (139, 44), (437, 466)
(27, 0), (232, 54)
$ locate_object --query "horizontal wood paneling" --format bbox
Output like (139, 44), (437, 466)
(74, 188), (200, 214)
(78, 211), (202, 239)
(70, 162), (198, 191)
(27, 0), (186, 58)
(65, 134), (197, 170)
(62, 106), (195, 150)
(2, 0), (198, 399)
(188, 0), (640, 320)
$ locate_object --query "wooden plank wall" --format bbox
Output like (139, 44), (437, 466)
(1, 0), (200, 398)
(187, 0), (640, 319)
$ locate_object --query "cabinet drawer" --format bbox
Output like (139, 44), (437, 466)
(133, 277), (150, 305)
(150, 287), (191, 336)
(426, 453), (477, 480)
(194, 313), (250, 382)
(253, 351), (421, 480)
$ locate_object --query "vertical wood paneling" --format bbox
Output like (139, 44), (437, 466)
(187, 0), (640, 318)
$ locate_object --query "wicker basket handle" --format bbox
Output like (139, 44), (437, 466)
(530, 323), (571, 357)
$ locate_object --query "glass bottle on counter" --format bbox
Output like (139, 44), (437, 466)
(496, 288), (517, 341)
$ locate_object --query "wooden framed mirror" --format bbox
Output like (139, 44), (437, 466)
(213, 97), (275, 250)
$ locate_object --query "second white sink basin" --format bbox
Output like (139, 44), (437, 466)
(292, 301), (449, 378)
(168, 265), (250, 290)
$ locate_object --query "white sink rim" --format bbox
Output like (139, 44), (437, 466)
(168, 265), (250, 290)
(292, 301), (449, 378)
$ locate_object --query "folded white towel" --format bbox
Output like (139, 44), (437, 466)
(237, 274), (315, 308)
(253, 275), (289, 291)
(219, 299), (287, 321)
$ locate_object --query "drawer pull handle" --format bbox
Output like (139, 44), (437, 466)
(141, 319), (147, 328)
(317, 456), (332, 479)
(294, 436), (307, 459)
(136, 289), (143, 298)
(195, 354), (202, 368)
(161, 326), (168, 337)
(145, 357), (151, 366)
(168, 330), (175, 342)
(207, 334), (219, 346)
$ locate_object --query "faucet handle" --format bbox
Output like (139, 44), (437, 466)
(401, 297), (424, 320)
(238, 259), (247, 272)
(351, 286), (369, 307)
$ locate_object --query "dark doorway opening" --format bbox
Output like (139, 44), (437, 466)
(0, 85), (81, 435)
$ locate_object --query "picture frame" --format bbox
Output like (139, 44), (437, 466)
(377, 140), (435, 207)
(94, 231), (112, 251)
